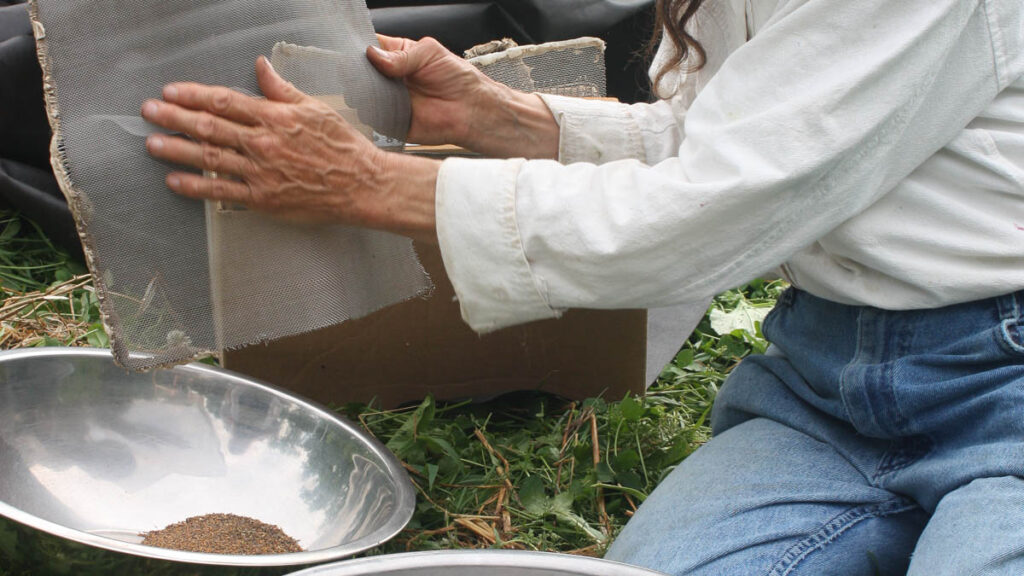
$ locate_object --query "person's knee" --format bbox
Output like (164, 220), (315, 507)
(909, 476), (1024, 576)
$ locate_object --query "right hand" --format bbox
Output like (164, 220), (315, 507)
(367, 35), (499, 148)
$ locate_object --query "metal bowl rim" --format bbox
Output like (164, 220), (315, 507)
(0, 346), (416, 567)
(286, 550), (669, 576)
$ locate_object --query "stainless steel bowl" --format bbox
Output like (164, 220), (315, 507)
(0, 347), (414, 575)
(286, 550), (668, 576)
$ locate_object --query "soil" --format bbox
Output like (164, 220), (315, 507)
(140, 513), (303, 555)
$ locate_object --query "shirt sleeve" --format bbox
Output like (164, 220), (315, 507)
(436, 0), (1023, 332)
(534, 0), (748, 166)
(536, 94), (688, 166)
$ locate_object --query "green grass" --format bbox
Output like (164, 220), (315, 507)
(0, 209), (785, 570)
(0, 210), (85, 293)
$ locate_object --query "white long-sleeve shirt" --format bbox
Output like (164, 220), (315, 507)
(435, 0), (1024, 333)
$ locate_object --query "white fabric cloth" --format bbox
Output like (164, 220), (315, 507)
(435, 0), (1024, 333)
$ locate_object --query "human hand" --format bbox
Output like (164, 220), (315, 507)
(367, 35), (559, 159)
(367, 35), (496, 148)
(141, 56), (439, 240)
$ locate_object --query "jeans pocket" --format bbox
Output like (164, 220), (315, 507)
(998, 317), (1024, 357)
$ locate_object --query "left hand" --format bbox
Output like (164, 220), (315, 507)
(141, 56), (439, 238)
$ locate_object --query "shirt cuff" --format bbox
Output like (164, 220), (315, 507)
(435, 156), (562, 333)
(537, 93), (645, 164)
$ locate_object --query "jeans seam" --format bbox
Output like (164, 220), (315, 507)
(886, 321), (914, 435)
(766, 499), (919, 576)
(872, 434), (935, 483)
(837, 308), (864, 426)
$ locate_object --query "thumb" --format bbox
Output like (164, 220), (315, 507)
(256, 56), (305, 104)
(367, 44), (421, 79)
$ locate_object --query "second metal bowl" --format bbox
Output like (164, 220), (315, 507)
(287, 550), (668, 576)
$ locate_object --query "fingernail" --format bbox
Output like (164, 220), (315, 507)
(163, 85), (179, 100)
(141, 100), (159, 118)
(147, 135), (164, 151)
(370, 46), (392, 60)
(260, 56), (276, 74)
(167, 175), (180, 189)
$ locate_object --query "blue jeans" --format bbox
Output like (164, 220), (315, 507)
(606, 288), (1024, 575)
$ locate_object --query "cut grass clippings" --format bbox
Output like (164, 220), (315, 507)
(0, 209), (103, 350)
(0, 209), (785, 571)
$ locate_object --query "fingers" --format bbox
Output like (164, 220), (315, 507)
(375, 34), (409, 51)
(366, 44), (399, 77)
(367, 37), (441, 79)
(165, 171), (254, 204)
(146, 133), (252, 177)
(256, 56), (305, 104)
(160, 83), (263, 125)
(141, 99), (248, 149)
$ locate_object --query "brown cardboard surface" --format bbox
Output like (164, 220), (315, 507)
(222, 242), (647, 408)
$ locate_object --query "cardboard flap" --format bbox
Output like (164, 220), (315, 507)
(223, 242), (647, 408)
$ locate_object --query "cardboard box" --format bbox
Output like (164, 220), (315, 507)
(222, 242), (648, 409)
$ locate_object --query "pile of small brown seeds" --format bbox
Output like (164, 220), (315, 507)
(140, 513), (303, 555)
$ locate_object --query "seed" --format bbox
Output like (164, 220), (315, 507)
(140, 513), (303, 555)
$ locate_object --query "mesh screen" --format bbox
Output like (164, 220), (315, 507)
(30, 0), (428, 371)
(271, 42), (410, 148)
(467, 38), (607, 98)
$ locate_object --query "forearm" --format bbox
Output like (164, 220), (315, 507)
(460, 82), (560, 160)
(370, 152), (440, 244)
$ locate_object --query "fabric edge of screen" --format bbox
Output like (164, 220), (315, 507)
(27, 0), (185, 371)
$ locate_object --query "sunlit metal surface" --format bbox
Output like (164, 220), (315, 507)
(288, 550), (669, 576)
(0, 347), (414, 573)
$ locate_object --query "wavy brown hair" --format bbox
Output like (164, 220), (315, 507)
(650, 0), (707, 93)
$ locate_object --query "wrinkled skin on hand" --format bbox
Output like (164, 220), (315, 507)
(142, 56), (400, 226)
(368, 35), (499, 149)
(368, 35), (558, 159)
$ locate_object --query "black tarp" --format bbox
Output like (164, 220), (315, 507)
(0, 1), (79, 252)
